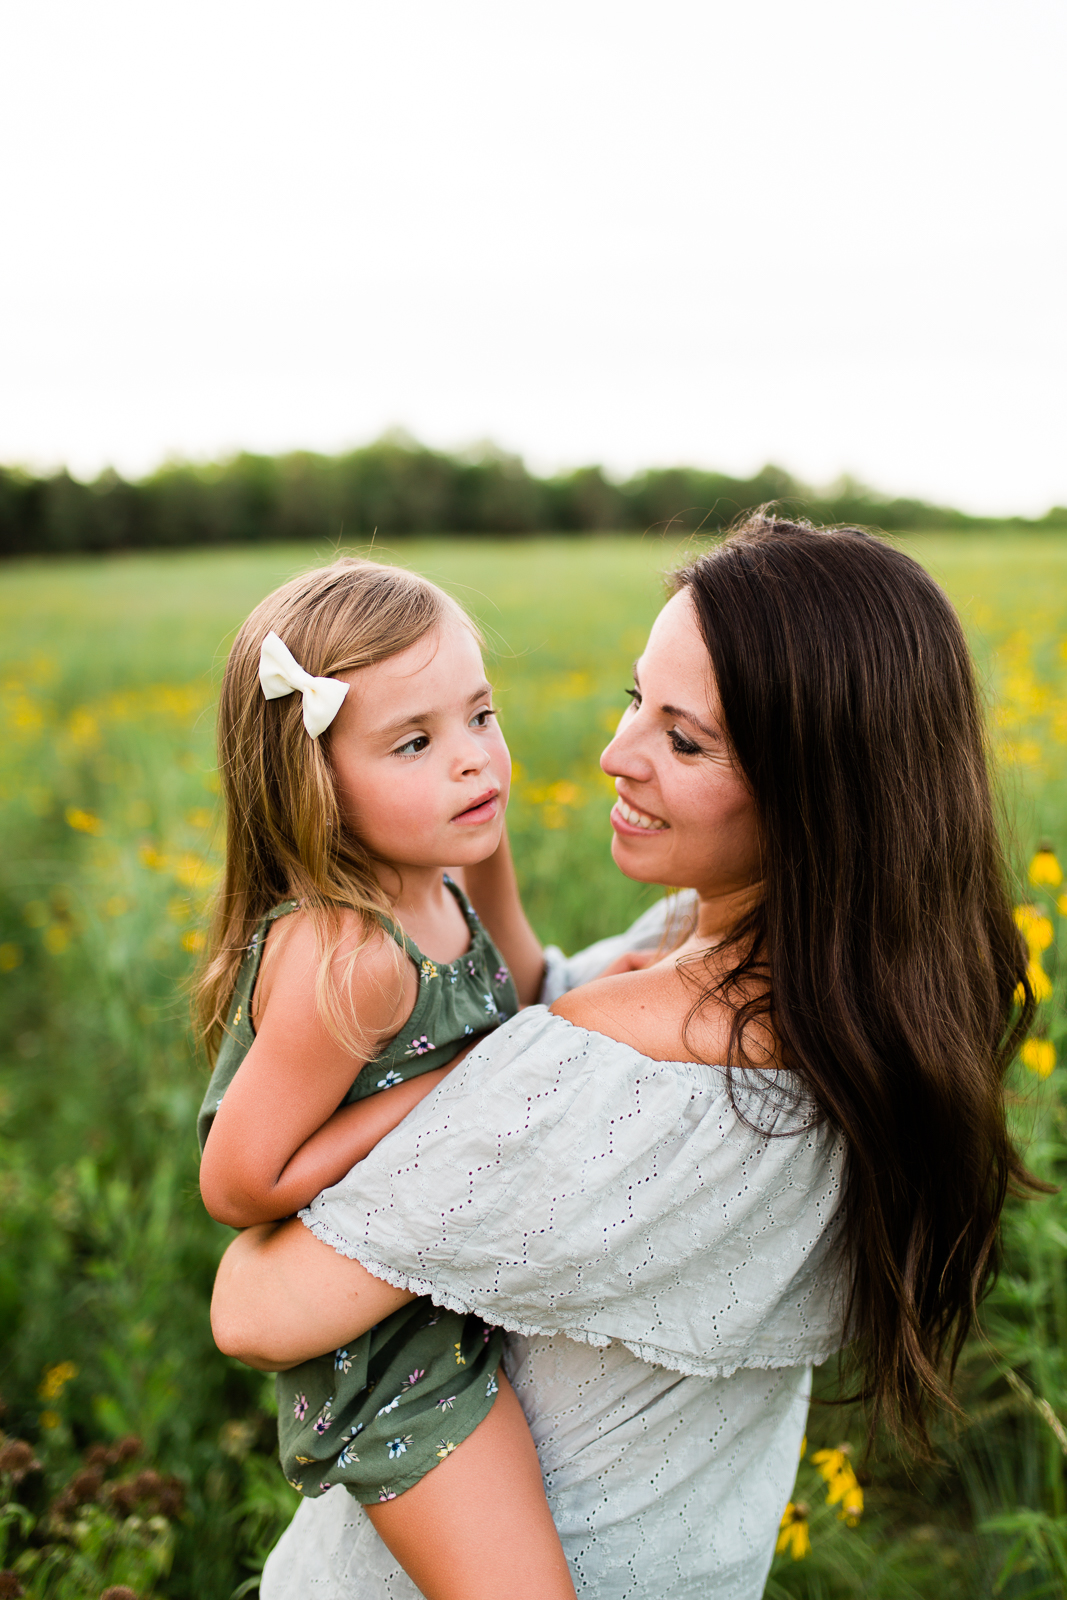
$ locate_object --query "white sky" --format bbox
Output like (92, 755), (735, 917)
(2, 0), (1064, 515)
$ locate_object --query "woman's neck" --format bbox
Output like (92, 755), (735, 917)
(692, 881), (763, 950)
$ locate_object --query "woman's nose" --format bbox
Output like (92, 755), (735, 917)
(601, 718), (652, 782)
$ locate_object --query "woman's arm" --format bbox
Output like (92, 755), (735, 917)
(460, 826), (544, 1005)
(200, 914), (419, 1227)
(211, 1218), (413, 1369)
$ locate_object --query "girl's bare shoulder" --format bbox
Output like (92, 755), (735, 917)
(254, 906), (415, 1040)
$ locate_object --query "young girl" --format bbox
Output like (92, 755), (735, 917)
(195, 558), (575, 1599)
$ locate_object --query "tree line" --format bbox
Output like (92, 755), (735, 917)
(2, 434), (1064, 557)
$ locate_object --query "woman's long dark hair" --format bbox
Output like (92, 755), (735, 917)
(673, 514), (1038, 1455)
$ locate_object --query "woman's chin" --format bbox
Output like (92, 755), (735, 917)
(610, 830), (670, 884)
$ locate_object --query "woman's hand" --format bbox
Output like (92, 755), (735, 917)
(459, 826), (545, 1005)
(211, 1219), (414, 1370)
(595, 949), (660, 978)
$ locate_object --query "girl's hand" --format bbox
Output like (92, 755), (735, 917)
(596, 950), (660, 977)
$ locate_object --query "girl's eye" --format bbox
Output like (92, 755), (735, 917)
(395, 735), (430, 757)
(470, 708), (498, 729)
(624, 687), (640, 707)
(668, 729), (702, 757)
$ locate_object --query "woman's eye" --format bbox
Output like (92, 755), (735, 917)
(395, 735), (430, 757)
(668, 729), (701, 756)
(624, 688), (640, 707)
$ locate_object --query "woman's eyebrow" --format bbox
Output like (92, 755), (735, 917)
(662, 703), (720, 741)
(633, 662), (719, 741)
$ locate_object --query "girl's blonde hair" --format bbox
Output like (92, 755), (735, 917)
(196, 556), (475, 1064)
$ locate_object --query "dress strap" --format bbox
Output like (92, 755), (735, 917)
(372, 875), (477, 969)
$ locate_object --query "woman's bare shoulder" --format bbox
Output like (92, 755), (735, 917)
(551, 961), (775, 1069)
(550, 967), (707, 1064)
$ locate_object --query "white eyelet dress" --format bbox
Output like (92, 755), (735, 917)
(260, 896), (849, 1599)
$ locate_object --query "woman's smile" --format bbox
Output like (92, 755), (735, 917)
(611, 795), (668, 832)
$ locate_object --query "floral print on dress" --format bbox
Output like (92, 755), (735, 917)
(266, 875), (515, 1506)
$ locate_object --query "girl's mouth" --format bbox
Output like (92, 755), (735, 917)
(452, 790), (499, 825)
(611, 798), (668, 834)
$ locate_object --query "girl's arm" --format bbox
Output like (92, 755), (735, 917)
(212, 1217), (410, 1369)
(460, 825), (544, 1005)
(200, 913), (432, 1228)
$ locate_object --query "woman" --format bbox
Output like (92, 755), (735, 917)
(212, 516), (1035, 1599)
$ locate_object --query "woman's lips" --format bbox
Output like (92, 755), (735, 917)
(452, 790), (499, 825)
(611, 797), (668, 834)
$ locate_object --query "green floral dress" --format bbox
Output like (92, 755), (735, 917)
(197, 876), (519, 1503)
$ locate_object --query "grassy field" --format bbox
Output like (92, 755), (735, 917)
(1, 531), (1066, 1599)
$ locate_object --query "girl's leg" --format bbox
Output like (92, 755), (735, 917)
(364, 1370), (576, 1600)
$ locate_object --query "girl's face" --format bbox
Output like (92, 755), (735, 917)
(328, 616), (510, 875)
(601, 590), (762, 903)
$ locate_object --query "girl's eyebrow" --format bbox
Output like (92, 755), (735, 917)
(375, 683), (493, 739)
(632, 662), (719, 741)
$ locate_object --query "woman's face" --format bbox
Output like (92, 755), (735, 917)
(601, 590), (762, 902)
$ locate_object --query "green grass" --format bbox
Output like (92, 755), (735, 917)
(1, 531), (1066, 1598)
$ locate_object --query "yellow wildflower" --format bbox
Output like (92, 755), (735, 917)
(1028, 962), (1054, 1003)
(181, 930), (205, 954)
(0, 943), (22, 972)
(776, 1502), (811, 1560)
(39, 1410), (61, 1430)
(811, 1446), (850, 1480)
(837, 1483), (864, 1525)
(1015, 905), (1054, 954)
(546, 780), (582, 806)
(1030, 849), (1064, 888)
(39, 1360), (78, 1400)
(65, 806), (103, 836)
(1058, 894), (1067, 918)
(44, 925), (71, 955)
(812, 1444), (864, 1526)
(1021, 1039), (1056, 1079)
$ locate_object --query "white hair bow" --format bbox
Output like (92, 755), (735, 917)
(258, 631), (350, 738)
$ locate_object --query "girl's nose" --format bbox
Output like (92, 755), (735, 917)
(458, 735), (491, 775)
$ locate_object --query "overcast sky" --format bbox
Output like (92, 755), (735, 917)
(2, 0), (1064, 514)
